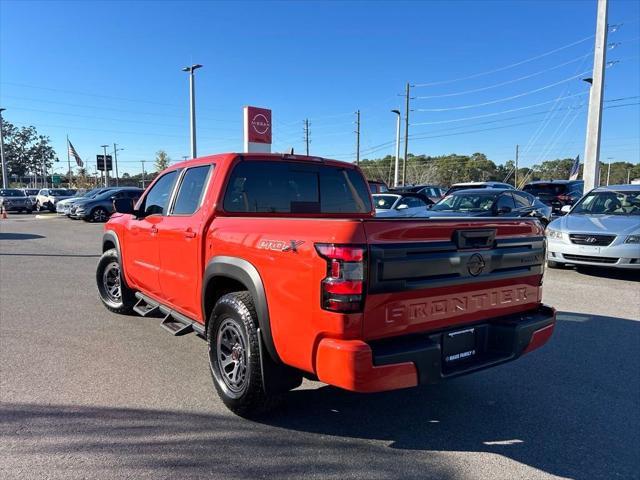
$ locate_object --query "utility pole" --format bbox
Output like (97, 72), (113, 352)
(627, 169), (631, 184)
(66, 135), (72, 188)
(113, 143), (123, 186)
(0, 108), (7, 188)
(355, 110), (360, 165)
(140, 160), (146, 188)
(101, 145), (110, 187)
(182, 64), (203, 158)
(514, 144), (519, 188)
(304, 119), (310, 156)
(583, 0), (608, 191)
(606, 157), (613, 186)
(402, 83), (411, 186)
(392, 110), (401, 187)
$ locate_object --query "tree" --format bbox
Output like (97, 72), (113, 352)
(154, 150), (171, 172)
(0, 119), (56, 185)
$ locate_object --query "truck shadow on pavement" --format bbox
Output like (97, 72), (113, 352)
(0, 233), (45, 240)
(1, 312), (637, 479)
(262, 311), (639, 480)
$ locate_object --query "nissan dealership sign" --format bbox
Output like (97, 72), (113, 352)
(244, 106), (272, 153)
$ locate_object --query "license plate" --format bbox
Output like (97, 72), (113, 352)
(443, 327), (476, 363)
(578, 245), (600, 254)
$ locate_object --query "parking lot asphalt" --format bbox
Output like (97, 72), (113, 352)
(1, 215), (639, 480)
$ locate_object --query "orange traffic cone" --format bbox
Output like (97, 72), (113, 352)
(1, 206), (7, 219)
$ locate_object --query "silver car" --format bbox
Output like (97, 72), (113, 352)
(0, 188), (33, 213)
(546, 185), (640, 269)
(372, 193), (431, 217)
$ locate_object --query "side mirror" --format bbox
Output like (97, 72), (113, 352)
(396, 204), (409, 210)
(113, 197), (134, 214)
(560, 205), (571, 214)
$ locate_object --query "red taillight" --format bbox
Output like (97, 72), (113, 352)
(315, 243), (366, 313)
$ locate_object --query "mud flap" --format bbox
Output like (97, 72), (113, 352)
(258, 328), (303, 395)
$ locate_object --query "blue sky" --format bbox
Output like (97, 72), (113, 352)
(1, 0), (638, 176)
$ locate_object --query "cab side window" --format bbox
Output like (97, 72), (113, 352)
(140, 171), (178, 216)
(512, 192), (532, 208)
(172, 165), (212, 215)
(496, 193), (516, 211)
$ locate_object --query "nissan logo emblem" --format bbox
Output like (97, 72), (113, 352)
(251, 113), (270, 135)
(467, 253), (486, 277)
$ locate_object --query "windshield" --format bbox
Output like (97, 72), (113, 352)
(24, 189), (39, 195)
(48, 189), (68, 196)
(372, 195), (399, 209)
(571, 190), (640, 215)
(82, 188), (101, 198)
(432, 192), (497, 212)
(66, 189), (78, 195)
(0, 189), (26, 197)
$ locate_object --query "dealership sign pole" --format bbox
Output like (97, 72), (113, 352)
(243, 106), (272, 153)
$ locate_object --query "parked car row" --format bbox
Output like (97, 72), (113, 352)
(371, 182), (553, 225)
(0, 187), (83, 213)
(60, 187), (144, 222)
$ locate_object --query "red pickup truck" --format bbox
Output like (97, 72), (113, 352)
(97, 153), (555, 416)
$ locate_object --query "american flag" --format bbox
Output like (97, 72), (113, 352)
(569, 155), (580, 180)
(68, 140), (84, 167)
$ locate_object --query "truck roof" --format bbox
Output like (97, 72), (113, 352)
(169, 152), (358, 171)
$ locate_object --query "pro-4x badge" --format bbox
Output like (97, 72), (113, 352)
(282, 240), (305, 252)
(258, 239), (305, 253)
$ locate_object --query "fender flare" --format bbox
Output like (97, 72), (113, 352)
(102, 230), (130, 285)
(202, 256), (280, 363)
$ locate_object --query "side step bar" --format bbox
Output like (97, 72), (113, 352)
(134, 292), (205, 337)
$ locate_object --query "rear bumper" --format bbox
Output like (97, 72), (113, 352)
(315, 305), (555, 393)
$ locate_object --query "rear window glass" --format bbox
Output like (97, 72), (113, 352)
(223, 161), (371, 214)
(523, 184), (568, 195)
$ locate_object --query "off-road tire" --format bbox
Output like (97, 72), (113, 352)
(96, 249), (136, 314)
(207, 291), (279, 417)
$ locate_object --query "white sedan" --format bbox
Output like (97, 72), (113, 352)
(546, 185), (640, 269)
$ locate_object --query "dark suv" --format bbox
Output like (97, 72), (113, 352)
(523, 180), (584, 214)
(70, 187), (143, 222)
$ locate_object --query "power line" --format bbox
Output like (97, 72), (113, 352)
(0, 81), (190, 109)
(0, 94), (230, 123)
(416, 70), (591, 112)
(412, 91), (589, 126)
(415, 53), (592, 99)
(414, 34), (595, 88)
(340, 101), (639, 158)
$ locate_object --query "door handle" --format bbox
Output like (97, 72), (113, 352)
(150, 225), (158, 235)
(184, 229), (196, 239)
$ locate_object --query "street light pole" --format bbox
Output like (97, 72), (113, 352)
(606, 157), (613, 186)
(391, 110), (401, 187)
(101, 145), (110, 187)
(0, 108), (7, 188)
(182, 64), (203, 159)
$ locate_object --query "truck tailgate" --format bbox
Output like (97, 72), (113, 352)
(363, 218), (545, 340)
